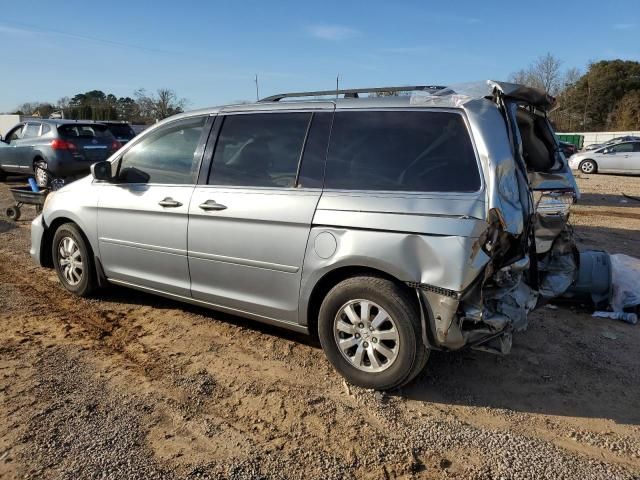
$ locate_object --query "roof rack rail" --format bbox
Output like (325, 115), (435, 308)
(260, 85), (447, 102)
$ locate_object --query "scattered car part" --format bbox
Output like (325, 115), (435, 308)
(562, 251), (612, 308)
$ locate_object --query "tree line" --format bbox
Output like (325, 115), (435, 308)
(511, 54), (640, 132)
(11, 88), (188, 124)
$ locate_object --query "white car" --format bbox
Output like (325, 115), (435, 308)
(568, 141), (640, 174)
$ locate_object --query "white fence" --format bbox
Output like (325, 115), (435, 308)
(558, 131), (640, 147)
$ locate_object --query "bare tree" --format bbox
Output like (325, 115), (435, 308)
(563, 67), (582, 89)
(509, 53), (564, 95)
(509, 68), (533, 86)
(134, 88), (188, 121)
(532, 53), (563, 95)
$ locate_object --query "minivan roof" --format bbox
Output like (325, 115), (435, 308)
(160, 80), (553, 124)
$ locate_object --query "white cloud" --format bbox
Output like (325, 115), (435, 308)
(0, 24), (38, 37)
(307, 24), (361, 41)
(614, 23), (635, 30)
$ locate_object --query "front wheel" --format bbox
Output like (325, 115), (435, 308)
(579, 159), (597, 174)
(52, 223), (97, 297)
(318, 276), (428, 390)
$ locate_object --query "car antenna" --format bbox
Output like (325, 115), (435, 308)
(336, 74), (339, 99)
(254, 73), (260, 101)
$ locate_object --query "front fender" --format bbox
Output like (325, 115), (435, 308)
(42, 182), (99, 257)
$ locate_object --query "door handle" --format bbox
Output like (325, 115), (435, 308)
(158, 197), (183, 208)
(199, 199), (227, 211)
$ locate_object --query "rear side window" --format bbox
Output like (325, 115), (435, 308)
(58, 124), (113, 138)
(209, 112), (311, 188)
(324, 111), (480, 192)
(23, 123), (41, 138)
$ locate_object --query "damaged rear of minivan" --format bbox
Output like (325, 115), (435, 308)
(311, 81), (580, 389)
(424, 81), (580, 355)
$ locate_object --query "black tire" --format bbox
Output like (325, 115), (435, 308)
(52, 223), (97, 297)
(5, 206), (20, 221)
(318, 276), (429, 390)
(579, 159), (597, 174)
(34, 160), (49, 188)
(0, 170), (7, 182)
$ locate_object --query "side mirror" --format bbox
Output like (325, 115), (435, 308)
(91, 161), (113, 181)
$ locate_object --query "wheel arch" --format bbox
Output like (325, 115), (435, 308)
(304, 265), (419, 340)
(32, 153), (47, 168)
(41, 217), (94, 269)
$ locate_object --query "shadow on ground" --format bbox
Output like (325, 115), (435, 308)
(94, 282), (639, 426)
(577, 192), (640, 208)
(96, 284), (319, 348)
(0, 219), (17, 234)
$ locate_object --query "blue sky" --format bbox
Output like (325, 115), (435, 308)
(1, 0), (639, 112)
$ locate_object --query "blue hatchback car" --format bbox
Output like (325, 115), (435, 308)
(0, 119), (121, 186)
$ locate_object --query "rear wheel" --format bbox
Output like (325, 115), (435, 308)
(34, 160), (49, 187)
(0, 169), (7, 182)
(52, 223), (97, 297)
(579, 159), (597, 174)
(318, 276), (429, 390)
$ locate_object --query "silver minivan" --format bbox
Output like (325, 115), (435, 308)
(30, 81), (579, 390)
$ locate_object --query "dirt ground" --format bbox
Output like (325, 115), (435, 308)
(0, 173), (639, 479)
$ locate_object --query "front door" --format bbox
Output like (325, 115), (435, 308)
(598, 142), (635, 172)
(188, 110), (332, 323)
(97, 115), (209, 296)
(0, 124), (31, 173)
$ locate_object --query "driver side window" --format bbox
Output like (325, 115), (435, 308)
(7, 126), (24, 143)
(611, 143), (634, 153)
(117, 116), (207, 184)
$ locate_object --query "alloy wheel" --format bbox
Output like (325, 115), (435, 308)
(333, 299), (400, 373)
(35, 162), (49, 187)
(580, 161), (595, 174)
(57, 236), (84, 286)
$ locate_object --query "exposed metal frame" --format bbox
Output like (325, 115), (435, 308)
(260, 85), (447, 102)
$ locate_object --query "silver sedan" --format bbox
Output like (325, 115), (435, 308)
(568, 141), (640, 174)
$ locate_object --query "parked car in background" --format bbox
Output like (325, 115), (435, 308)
(584, 135), (640, 151)
(101, 121), (136, 145)
(558, 140), (578, 157)
(0, 120), (121, 186)
(569, 141), (640, 174)
(31, 81), (579, 390)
